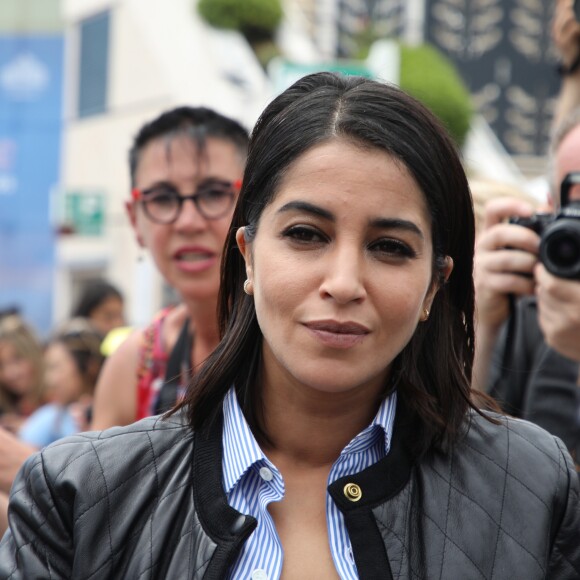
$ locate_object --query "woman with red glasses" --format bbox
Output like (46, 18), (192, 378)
(91, 107), (248, 429)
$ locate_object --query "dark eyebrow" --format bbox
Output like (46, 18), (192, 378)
(370, 218), (424, 239)
(276, 201), (334, 221)
(277, 200), (424, 239)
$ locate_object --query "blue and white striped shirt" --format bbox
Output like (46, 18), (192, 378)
(222, 387), (397, 579)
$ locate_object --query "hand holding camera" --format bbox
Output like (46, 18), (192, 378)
(472, 196), (540, 390)
(509, 172), (580, 279)
(474, 197), (539, 331)
(504, 173), (580, 361)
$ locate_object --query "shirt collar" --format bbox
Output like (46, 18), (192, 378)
(221, 387), (398, 493)
(340, 390), (397, 456)
(222, 388), (266, 494)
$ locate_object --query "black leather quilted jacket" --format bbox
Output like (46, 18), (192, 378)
(1, 406), (579, 579)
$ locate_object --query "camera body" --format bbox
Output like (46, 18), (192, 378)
(509, 173), (580, 279)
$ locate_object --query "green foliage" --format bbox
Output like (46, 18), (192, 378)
(399, 43), (473, 146)
(197, 0), (282, 42)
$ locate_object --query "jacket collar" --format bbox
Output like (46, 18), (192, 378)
(193, 399), (417, 578)
(195, 398), (415, 514)
(328, 400), (415, 511)
(193, 409), (257, 579)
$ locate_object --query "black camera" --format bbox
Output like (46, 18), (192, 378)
(509, 172), (580, 279)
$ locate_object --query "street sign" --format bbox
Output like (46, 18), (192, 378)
(59, 191), (105, 236)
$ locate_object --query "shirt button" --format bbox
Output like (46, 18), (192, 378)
(259, 466), (273, 482)
(252, 569), (269, 580)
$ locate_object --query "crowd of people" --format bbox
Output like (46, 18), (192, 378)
(0, 282), (126, 533)
(0, 1), (580, 576)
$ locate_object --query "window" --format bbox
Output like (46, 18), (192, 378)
(78, 11), (110, 117)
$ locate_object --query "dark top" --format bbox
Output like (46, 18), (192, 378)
(487, 296), (580, 460)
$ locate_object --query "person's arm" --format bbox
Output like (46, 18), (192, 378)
(552, 0), (580, 130)
(0, 491), (8, 537)
(535, 263), (580, 361)
(0, 428), (35, 495)
(472, 198), (539, 390)
(90, 329), (142, 429)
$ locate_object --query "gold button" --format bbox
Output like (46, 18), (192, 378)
(343, 483), (362, 502)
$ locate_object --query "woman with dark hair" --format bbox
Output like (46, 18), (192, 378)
(1, 73), (578, 578)
(90, 106), (248, 429)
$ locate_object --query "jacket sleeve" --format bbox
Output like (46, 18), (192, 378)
(548, 437), (580, 578)
(0, 451), (73, 579)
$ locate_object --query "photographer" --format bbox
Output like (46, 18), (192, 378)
(473, 125), (580, 458)
(535, 0), (580, 366)
(471, 2), (580, 456)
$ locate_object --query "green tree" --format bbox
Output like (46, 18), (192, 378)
(399, 42), (473, 146)
(197, 0), (282, 44)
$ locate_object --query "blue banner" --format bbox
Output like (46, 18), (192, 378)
(0, 35), (63, 335)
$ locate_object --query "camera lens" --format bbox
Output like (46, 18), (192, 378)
(546, 236), (579, 266)
(540, 220), (580, 279)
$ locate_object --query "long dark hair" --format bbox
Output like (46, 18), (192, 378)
(175, 72), (478, 454)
